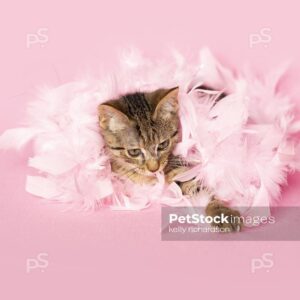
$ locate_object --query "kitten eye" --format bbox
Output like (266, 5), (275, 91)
(127, 148), (142, 157)
(158, 139), (170, 151)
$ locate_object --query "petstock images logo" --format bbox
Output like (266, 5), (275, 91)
(161, 206), (300, 241)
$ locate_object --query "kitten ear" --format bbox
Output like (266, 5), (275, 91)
(153, 88), (179, 121)
(98, 104), (131, 131)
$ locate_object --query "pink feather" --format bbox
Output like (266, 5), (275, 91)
(0, 48), (299, 215)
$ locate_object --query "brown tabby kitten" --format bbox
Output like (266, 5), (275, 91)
(98, 87), (241, 231)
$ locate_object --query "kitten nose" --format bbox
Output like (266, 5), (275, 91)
(146, 160), (160, 172)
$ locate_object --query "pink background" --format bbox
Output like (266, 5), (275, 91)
(1, 0), (300, 298)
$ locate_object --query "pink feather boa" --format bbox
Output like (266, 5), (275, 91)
(1, 48), (299, 214)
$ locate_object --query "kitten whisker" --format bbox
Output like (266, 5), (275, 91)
(117, 166), (139, 177)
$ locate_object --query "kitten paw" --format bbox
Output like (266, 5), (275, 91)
(205, 198), (242, 232)
(179, 179), (201, 196)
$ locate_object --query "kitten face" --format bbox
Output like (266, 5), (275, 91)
(98, 88), (179, 182)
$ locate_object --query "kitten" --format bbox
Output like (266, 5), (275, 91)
(98, 88), (241, 231)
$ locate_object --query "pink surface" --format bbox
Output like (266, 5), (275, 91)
(1, 0), (300, 298)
